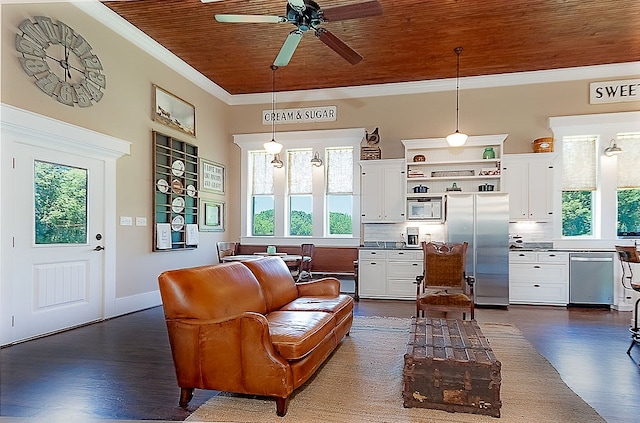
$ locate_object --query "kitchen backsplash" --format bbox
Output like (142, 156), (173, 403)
(509, 222), (553, 243)
(363, 223), (445, 245)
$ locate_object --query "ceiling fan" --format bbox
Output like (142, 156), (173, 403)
(214, 0), (383, 67)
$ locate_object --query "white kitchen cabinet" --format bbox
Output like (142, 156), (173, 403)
(360, 159), (405, 222)
(358, 249), (422, 299)
(502, 153), (556, 222)
(509, 251), (569, 305)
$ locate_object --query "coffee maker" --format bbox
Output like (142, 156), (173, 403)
(407, 226), (420, 247)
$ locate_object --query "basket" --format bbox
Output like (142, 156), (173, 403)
(532, 137), (554, 153)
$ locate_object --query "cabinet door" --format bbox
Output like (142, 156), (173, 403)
(502, 159), (528, 220)
(360, 168), (382, 222)
(382, 166), (405, 221)
(358, 260), (387, 297)
(527, 160), (554, 221)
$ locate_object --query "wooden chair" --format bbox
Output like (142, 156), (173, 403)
(298, 243), (315, 279)
(415, 241), (475, 320)
(615, 245), (640, 355)
(216, 241), (237, 263)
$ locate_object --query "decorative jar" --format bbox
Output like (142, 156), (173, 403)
(482, 147), (496, 159)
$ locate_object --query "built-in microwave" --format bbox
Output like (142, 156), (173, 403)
(407, 196), (444, 221)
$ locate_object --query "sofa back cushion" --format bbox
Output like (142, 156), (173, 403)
(243, 257), (299, 312)
(158, 262), (267, 320)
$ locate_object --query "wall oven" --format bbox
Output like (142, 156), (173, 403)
(407, 196), (444, 221)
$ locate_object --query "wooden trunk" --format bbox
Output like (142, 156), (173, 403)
(403, 318), (502, 417)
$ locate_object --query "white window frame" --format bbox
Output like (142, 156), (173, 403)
(549, 111), (640, 244)
(234, 128), (363, 247)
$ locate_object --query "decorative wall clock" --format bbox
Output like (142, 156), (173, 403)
(15, 16), (106, 107)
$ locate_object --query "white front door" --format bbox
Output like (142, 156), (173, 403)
(9, 143), (105, 343)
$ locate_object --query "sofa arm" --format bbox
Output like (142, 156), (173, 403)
(296, 277), (341, 297)
(165, 312), (292, 398)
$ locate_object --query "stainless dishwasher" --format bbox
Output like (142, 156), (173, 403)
(569, 252), (614, 305)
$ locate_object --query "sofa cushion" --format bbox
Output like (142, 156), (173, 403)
(243, 257), (299, 312)
(266, 311), (335, 360)
(158, 263), (267, 320)
(280, 295), (354, 327)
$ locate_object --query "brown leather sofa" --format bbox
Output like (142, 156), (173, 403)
(157, 256), (354, 416)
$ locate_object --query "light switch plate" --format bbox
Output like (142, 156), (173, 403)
(120, 216), (133, 226)
(135, 217), (147, 226)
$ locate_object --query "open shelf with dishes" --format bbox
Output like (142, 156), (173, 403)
(402, 135), (507, 195)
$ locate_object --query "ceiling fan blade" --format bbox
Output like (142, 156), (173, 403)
(274, 30), (303, 67)
(287, 0), (306, 12)
(215, 14), (285, 23)
(321, 0), (383, 22)
(315, 28), (362, 65)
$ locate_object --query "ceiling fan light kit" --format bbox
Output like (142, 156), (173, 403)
(446, 46), (468, 147)
(215, 0), (382, 67)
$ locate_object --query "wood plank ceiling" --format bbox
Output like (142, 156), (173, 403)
(102, 0), (640, 95)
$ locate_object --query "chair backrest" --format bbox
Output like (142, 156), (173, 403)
(216, 241), (237, 262)
(615, 245), (640, 263)
(300, 243), (315, 272)
(422, 241), (468, 289)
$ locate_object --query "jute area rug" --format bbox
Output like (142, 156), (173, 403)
(186, 316), (604, 423)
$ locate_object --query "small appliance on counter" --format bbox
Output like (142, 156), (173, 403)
(407, 226), (420, 247)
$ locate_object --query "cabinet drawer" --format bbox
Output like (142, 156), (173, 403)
(536, 252), (568, 263)
(509, 251), (536, 262)
(387, 260), (422, 278)
(387, 278), (416, 299)
(510, 282), (568, 305)
(387, 250), (421, 261)
(359, 250), (387, 260)
(510, 263), (568, 282)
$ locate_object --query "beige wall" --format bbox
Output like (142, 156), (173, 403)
(2, 3), (231, 300)
(228, 80), (640, 160)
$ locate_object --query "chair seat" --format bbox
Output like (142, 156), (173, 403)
(419, 291), (471, 307)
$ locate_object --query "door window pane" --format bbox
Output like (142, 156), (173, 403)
(34, 160), (88, 244)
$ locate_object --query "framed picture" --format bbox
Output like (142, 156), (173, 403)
(200, 158), (225, 195)
(153, 84), (196, 137)
(200, 199), (224, 232)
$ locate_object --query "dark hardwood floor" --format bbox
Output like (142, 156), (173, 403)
(1, 300), (638, 422)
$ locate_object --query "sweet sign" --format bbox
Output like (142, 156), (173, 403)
(590, 79), (639, 104)
(262, 106), (337, 124)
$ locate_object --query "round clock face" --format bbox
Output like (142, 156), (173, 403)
(15, 16), (106, 107)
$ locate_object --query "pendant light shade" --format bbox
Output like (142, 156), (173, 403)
(446, 47), (468, 147)
(264, 65), (283, 158)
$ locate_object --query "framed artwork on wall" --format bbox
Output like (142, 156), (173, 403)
(153, 84), (196, 137)
(200, 158), (225, 195)
(200, 199), (224, 232)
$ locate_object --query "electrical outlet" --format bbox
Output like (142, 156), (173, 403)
(136, 217), (147, 226)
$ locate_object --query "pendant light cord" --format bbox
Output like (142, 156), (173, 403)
(454, 47), (462, 132)
(271, 65), (277, 141)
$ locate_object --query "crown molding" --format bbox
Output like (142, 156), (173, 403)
(76, 1), (640, 107)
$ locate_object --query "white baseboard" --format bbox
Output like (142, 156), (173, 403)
(110, 290), (162, 318)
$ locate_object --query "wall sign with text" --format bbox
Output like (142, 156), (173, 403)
(590, 79), (639, 104)
(200, 159), (225, 195)
(262, 106), (337, 125)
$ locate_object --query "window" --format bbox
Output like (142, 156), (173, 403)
(250, 151), (275, 236)
(288, 150), (313, 236)
(235, 128), (362, 243)
(326, 148), (353, 236)
(561, 136), (596, 236)
(34, 160), (88, 244)
(616, 133), (640, 237)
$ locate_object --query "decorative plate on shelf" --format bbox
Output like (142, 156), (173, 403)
(186, 184), (196, 197)
(171, 160), (185, 177)
(171, 215), (184, 231)
(171, 179), (183, 194)
(156, 178), (169, 193)
(171, 197), (185, 213)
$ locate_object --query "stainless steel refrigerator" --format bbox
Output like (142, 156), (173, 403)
(446, 193), (509, 307)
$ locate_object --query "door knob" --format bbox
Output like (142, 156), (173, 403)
(93, 246), (104, 251)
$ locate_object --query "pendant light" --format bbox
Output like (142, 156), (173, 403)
(264, 65), (283, 159)
(446, 47), (468, 147)
(603, 139), (623, 157)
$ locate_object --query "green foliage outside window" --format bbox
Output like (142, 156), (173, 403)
(290, 210), (312, 236)
(253, 209), (274, 236)
(253, 209), (353, 236)
(329, 212), (352, 235)
(618, 188), (640, 235)
(34, 161), (87, 244)
(562, 191), (592, 236)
